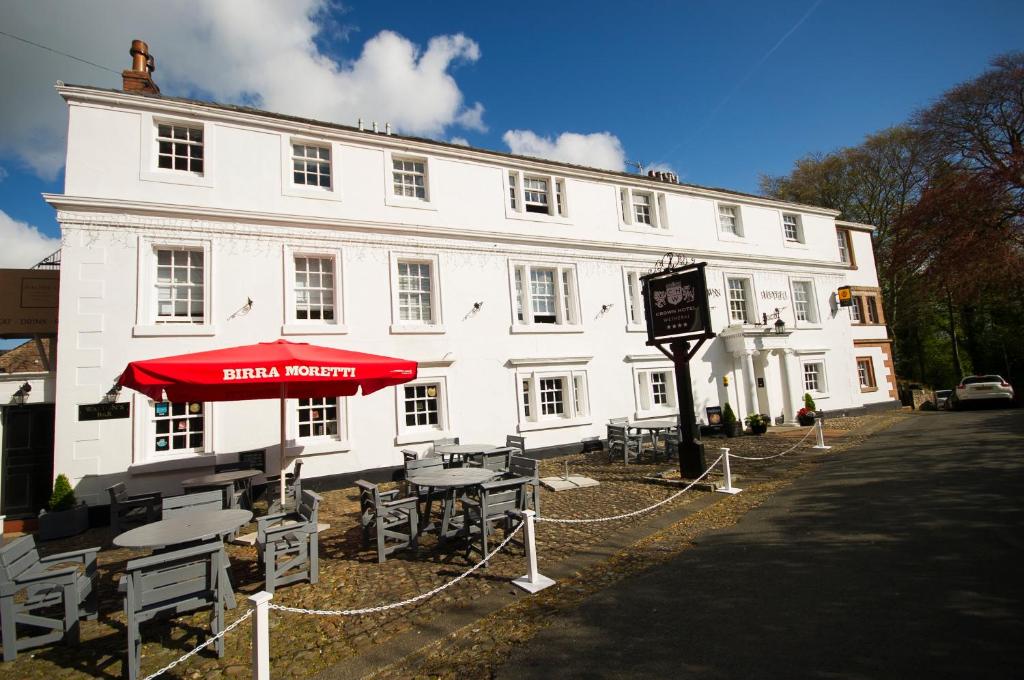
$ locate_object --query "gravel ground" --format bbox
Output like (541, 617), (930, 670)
(0, 412), (909, 680)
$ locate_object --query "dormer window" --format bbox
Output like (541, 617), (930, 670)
(157, 123), (203, 174)
(507, 171), (568, 219)
(782, 213), (804, 243)
(718, 204), (742, 236)
(619, 188), (667, 230)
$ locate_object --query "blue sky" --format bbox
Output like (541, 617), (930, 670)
(0, 0), (1021, 255)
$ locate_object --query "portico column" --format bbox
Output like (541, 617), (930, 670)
(781, 348), (802, 424)
(742, 350), (759, 418)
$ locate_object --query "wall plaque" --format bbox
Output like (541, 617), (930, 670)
(78, 402), (130, 421)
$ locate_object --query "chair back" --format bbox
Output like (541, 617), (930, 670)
(355, 480), (387, 521)
(433, 436), (460, 448)
(509, 455), (539, 481)
(608, 417), (629, 426)
(0, 535), (40, 585)
(296, 490), (322, 526)
(108, 482), (128, 504)
(124, 541), (221, 615)
(476, 477), (529, 523)
(405, 456), (444, 475)
(472, 447), (513, 473)
(402, 449), (420, 463)
(607, 424), (628, 443)
(162, 490), (224, 517)
(505, 435), (526, 454)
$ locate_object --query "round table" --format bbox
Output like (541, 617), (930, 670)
(432, 443), (499, 467)
(113, 509), (253, 549)
(630, 419), (680, 459)
(406, 468), (498, 538)
(181, 470), (261, 509)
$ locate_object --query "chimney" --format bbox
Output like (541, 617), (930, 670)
(122, 40), (160, 94)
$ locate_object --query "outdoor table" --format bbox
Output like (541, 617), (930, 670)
(433, 443), (500, 467)
(630, 419), (680, 459)
(181, 469), (261, 509)
(114, 509), (252, 609)
(406, 467), (498, 539)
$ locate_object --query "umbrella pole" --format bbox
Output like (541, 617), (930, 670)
(279, 386), (287, 508)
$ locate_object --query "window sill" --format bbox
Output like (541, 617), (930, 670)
(625, 323), (647, 333)
(782, 239), (808, 249)
(287, 439), (351, 456)
(792, 323), (823, 331)
(505, 211), (572, 225)
(140, 168), (213, 188)
(385, 196), (437, 211)
(509, 324), (584, 334)
(128, 454), (215, 476)
(282, 184), (343, 202)
(281, 323), (349, 336)
(860, 386), (879, 393)
(517, 417), (592, 433)
(133, 324), (218, 338)
(619, 224), (670, 235)
(390, 324), (446, 335)
(395, 430), (452, 446)
(717, 231), (746, 243)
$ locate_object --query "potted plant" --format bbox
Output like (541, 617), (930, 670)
(38, 474), (89, 540)
(798, 393), (817, 426)
(722, 403), (741, 437)
(745, 412), (768, 435)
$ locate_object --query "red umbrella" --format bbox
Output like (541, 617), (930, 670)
(118, 339), (417, 501)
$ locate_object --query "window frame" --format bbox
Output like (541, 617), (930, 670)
(801, 358), (829, 398)
(383, 151), (436, 209)
(619, 187), (669, 233)
(632, 364), (678, 419)
(509, 260), (583, 334)
(856, 356), (878, 392)
(134, 236), (216, 338)
(789, 278), (820, 326)
(516, 368), (591, 432)
(622, 268), (647, 332)
(282, 245), (347, 335)
(716, 202), (744, 238)
(388, 252), (445, 334)
(281, 136), (342, 201)
(288, 395), (350, 455)
(505, 170), (570, 221)
(139, 112), (215, 188)
(724, 274), (755, 325)
(836, 228), (857, 267)
(394, 376), (453, 445)
(132, 394), (214, 464)
(781, 212), (806, 245)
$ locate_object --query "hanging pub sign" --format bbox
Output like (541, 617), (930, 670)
(641, 262), (714, 345)
(837, 285), (853, 307)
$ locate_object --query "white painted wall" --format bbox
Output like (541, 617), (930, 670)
(49, 87), (896, 504)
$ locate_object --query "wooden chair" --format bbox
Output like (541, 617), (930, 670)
(266, 459), (303, 514)
(607, 424), (642, 464)
(402, 449), (420, 464)
(162, 489), (225, 517)
(461, 477), (528, 565)
(466, 447), (513, 474)
(107, 482), (162, 534)
(505, 434), (526, 455)
(355, 481), (418, 563)
(256, 490), (322, 593)
(508, 455), (542, 517)
(215, 459), (259, 509)
(433, 436), (460, 447)
(0, 536), (98, 662)
(121, 541), (225, 680)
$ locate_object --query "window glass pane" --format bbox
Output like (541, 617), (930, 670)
(727, 278), (749, 323)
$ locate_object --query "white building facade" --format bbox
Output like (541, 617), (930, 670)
(46, 84), (897, 504)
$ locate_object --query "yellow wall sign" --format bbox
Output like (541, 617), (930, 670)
(837, 286), (853, 307)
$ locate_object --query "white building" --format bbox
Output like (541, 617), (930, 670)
(44, 58), (896, 505)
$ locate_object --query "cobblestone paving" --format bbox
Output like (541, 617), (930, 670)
(0, 413), (908, 680)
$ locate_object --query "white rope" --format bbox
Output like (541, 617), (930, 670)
(141, 607), (253, 680)
(727, 425), (817, 461)
(268, 523), (524, 616)
(537, 453), (725, 524)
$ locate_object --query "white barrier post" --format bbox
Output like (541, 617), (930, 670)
(715, 447), (742, 494)
(249, 591), (273, 680)
(512, 510), (555, 593)
(812, 418), (832, 450)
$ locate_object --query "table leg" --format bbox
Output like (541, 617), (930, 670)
(439, 489), (455, 540)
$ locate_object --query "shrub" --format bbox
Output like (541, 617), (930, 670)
(48, 474), (77, 512)
(723, 403), (737, 425)
(803, 392), (817, 411)
(744, 413), (766, 427)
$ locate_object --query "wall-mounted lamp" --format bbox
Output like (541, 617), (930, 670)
(11, 382), (31, 405)
(104, 384), (123, 403)
(472, 301), (483, 311)
(601, 303), (615, 313)
(774, 318), (786, 335)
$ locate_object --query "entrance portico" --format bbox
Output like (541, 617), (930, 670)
(721, 325), (802, 425)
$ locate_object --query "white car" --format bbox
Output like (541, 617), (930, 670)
(953, 375), (1015, 407)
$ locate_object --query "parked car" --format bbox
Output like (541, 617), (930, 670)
(952, 375), (1015, 408)
(934, 389), (952, 410)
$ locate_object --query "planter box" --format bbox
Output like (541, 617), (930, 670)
(38, 503), (89, 541)
(798, 414), (816, 426)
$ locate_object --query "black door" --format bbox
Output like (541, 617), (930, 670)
(2, 404), (55, 518)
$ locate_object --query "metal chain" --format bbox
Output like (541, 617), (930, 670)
(268, 523), (524, 617)
(727, 424), (818, 460)
(140, 607), (253, 680)
(537, 453), (725, 524)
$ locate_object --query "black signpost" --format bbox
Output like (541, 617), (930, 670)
(641, 259), (715, 479)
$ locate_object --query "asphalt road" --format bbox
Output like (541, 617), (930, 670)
(498, 409), (1024, 679)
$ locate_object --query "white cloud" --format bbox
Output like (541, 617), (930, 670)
(0, 210), (61, 267)
(0, 1), (485, 178)
(449, 137), (470, 146)
(502, 130), (626, 171)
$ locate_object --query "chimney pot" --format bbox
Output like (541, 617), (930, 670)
(123, 39), (160, 94)
(372, 122), (378, 133)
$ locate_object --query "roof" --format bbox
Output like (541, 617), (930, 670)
(0, 338), (51, 374)
(57, 83), (843, 217)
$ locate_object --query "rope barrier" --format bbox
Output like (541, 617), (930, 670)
(141, 607), (253, 680)
(536, 453), (725, 524)
(726, 425), (817, 461)
(267, 523), (524, 616)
